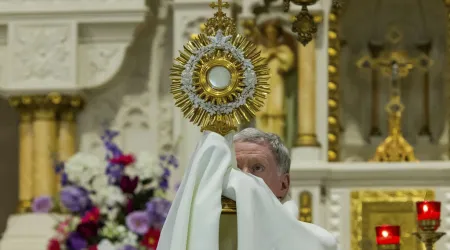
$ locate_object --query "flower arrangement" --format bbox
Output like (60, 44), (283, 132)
(32, 129), (178, 250)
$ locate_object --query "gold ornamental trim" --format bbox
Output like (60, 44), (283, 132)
(351, 190), (433, 250)
(299, 191), (312, 223)
(283, 0), (319, 46)
(170, 0), (270, 136)
(221, 196), (237, 214)
(327, 1), (344, 162)
(9, 93), (85, 120)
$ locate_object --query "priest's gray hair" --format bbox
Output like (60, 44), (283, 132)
(234, 128), (291, 174)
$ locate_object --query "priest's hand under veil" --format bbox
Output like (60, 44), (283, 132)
(158, 130), (337, 250)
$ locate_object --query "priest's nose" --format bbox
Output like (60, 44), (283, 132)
(237, 164), (250, 173)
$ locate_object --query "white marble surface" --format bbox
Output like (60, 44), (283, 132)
(0, 214), (62, 250)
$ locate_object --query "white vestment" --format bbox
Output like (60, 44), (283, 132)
(158, 132), (337, 250)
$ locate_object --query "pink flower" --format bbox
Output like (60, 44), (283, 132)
(109, 154), (135, 166)
(81, 207), (100, 223)
(56, 218), (71, 235)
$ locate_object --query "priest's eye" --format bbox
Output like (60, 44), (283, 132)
(252, 164), (265, 173)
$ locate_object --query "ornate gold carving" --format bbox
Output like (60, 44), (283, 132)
(16, 199), (32, 213)
(205, 0), (236, 36)
(370, 96), (417, 162)
(377, 244), (400, 250)
(351, 190), (433, 250)
(9, 93), (85, 120)
(170, 0), (270, 136)
(290, 13), (324, 24)
(283, 0), (318, 46)
(327, 1), (344, 162)
(19, 111), (33, 122)
(299, 191), (312, 223)
(221, 196), (237, 214)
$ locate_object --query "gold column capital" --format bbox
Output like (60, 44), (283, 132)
(8, 93), (85, 120)
(8, 93), (85, 111)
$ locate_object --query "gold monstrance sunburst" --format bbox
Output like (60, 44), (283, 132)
(170, 0), (270, 136)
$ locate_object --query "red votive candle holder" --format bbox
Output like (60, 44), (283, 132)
(375, 225), (401, 245)
(416, 201), (441, 221)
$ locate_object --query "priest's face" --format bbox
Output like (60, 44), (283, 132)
(235, 142), (290, 200)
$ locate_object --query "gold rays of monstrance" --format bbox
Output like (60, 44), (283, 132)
(170, 0), (270, 136)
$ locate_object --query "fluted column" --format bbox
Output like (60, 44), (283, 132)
(32, 95), (59, 197)
(296, 39), (320, 147)
(57, 97), (83, 192)
(17, 108), (34, 213)
(58, 104), (81, 161)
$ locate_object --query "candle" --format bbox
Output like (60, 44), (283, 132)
(375, 225), (400, 245)
(416, 201), (441, 221)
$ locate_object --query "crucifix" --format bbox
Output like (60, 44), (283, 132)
(369, 54), (430, 162)
(357, 28), (433, 141)
(210, 0), (230, 16)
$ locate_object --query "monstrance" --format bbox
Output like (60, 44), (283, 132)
(170, 0), (270, 213)
(170, 0), (270, 136)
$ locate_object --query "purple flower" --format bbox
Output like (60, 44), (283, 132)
(119, 246), (137, 250)
(32, 196), (53, 213)
(60, 186), (91, 213)
(159, 178), (169, 190)
(168, 155), (179, 168)
(125, 211), (150, 235)
(101, 128), (123, 159)
(146, 198), (171, 229)
(106, 163), (124, 181)
(61, 172), (69, 186)
(159, 168), (171, 190)
(66, 232), (88, 250)
(162, 168), (170, 178)
(54, 162), (65, 174)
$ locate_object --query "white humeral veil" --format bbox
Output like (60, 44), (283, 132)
(158, 131), (337, 250)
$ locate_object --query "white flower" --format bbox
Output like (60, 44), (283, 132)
(135, 152), (161, 179)
(121, 231), (138, 246)
(90, 185), (125, 209)
(98, 239), (116, 250)
(90, 175), (109, 192)
(106, 207), (120, 221)
(64, 152), (105, 187)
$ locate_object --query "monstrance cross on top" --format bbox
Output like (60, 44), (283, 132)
(210, 0), (230, 16)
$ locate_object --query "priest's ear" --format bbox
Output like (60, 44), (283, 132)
(280, 173), (290, 198)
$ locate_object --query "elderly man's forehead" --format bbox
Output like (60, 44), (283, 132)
(235, 140), (271, 149)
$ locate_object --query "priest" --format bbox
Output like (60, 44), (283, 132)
(158, 128), (337, 250)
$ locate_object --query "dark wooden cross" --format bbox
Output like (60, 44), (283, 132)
(210, 0), (230, 14)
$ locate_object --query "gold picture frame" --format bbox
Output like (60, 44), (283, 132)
(351, 190), (434, 250)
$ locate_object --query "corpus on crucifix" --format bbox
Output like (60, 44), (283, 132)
(356, 33), (438, 145)
(370, 59), (418, 162)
